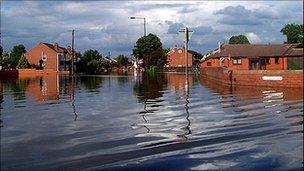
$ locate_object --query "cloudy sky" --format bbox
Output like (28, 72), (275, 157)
(1, 0), (303, 57)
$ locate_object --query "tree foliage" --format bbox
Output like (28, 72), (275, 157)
(143, 49), (167, 71)
(76, 49), (111, 74)
(132, 33), (162, 60)
(115, 54), (129, 67)
(1, 52), (9, 67)
(9, 44), (26, 67)
(188, 50), (203, 60)
(17, 54), (29, 69)
(0, 45), (3, 58)
(82, 49), (101, 62)
(229, 35), (250, 44)
(132, 33), (167, 71)
(280, 23), (303, 45)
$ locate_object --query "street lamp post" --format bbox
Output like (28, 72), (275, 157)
(130, 16), (146, 36)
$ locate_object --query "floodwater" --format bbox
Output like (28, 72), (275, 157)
(0, 73), (303, 170)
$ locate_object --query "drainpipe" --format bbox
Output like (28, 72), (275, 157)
(57, 53), (59, 72)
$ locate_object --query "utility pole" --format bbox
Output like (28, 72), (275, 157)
(71, 29), (75, 75)
(144, 18), (146, 36)
(179, 27), (193, 75)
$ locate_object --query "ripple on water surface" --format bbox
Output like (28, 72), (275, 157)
(0, 74), (303, 170)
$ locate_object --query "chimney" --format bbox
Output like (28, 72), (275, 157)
(54, 42), (59, 51)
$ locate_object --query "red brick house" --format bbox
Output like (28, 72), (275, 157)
(25, 42), (73, 71)
(200, 44), (303, 70)
(166, 47), (193, 68)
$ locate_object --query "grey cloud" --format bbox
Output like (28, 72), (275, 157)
(192, 26), (213, 35)
(214, 5), (281, 26)
(178, 6), (199, 13)
(126, 2), (200, 13)
(214, 5), (261, 25)
(167, 22), (184, 34)
(1, 1), (302, 57)
(215, 5), (250, 17)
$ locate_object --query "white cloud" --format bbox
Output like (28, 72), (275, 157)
(245, 32), (262, 44)
(1, 1), (302, 56)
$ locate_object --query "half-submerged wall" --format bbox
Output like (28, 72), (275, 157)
(200, 67), (303, 87)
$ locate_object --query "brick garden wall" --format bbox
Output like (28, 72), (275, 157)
(200, 67), (303, 87)
(200, 67), (232, 85)
(232, 70), (303, 87)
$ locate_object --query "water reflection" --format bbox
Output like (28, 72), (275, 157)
(78, 76), (103, 91)
(0, 73), (303, 170)
(133, 73), (167, 102)
(133, 73), (194, 144)
(199, 76), (303, 101)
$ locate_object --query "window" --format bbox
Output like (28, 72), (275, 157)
(275, 57), (279, 64)
(232, 58), (242, 65)
(266, 58), (270, 64)
(207, 62), (211, 66)
(41, 51), (47, 61)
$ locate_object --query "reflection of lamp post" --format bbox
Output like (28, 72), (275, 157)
(130, 16), (146, 36)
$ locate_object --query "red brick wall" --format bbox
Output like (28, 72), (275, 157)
(200, 57), (249, 70)
(25, 43), (58, 71)
(200, 67), (232, 85)
(265, 57), (286, 70)
(167, 48), (193, 67)
(232, 70), (303, 87)
(226, 57), (249, 70)
(199, 77), (303, 101)
(200, 67), (303, 87)
(200, 58), (220, 68)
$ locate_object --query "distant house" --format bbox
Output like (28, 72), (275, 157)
(166, 47), (193, 68)
(26, 42), (73, 71)
(103, 56), (117, 63)
(200, 44), (303, 70)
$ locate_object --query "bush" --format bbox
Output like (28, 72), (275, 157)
(16, 54), (29, 69)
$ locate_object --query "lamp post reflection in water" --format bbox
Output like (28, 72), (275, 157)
(71, 75), (78, 121)
(177, 74), (192, 140)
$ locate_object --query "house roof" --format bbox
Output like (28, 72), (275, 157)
(283, 47), (303, 57)
(42, 42), (71, 54)
(207, 44), (302, 59)
(167, 47), (194, 55)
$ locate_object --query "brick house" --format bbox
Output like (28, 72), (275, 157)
(166, 47), (193, 68)
(25, 42), (73, 71)
(200, 44), (303, 70)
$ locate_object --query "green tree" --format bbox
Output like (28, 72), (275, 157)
(280, 23), (304, 45)
(163, 47), (171, 54)
(143, 49), (167, 71)
(17, 54), (29, 69)
(9, 44), (26, 67)
(132, 33), (162, 60)
(82, 49), (100, 62)
(115, 54), (129, 67)
(188, 50), (203, 60)
(229, 35), (250, 44)
(78, 49), (101, 73)
(87, 60), (104, 74)
(1, 52), (9, 67)
(0, 45), (3, 58)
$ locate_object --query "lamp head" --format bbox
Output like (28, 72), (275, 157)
(130, 17), (136, 19)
